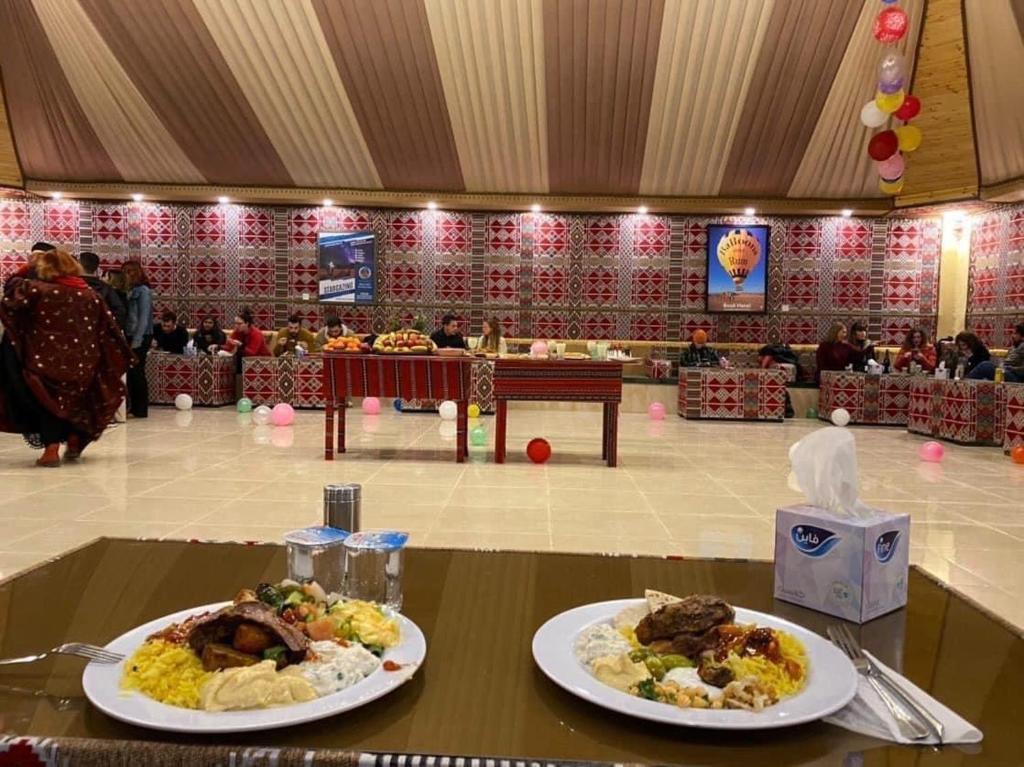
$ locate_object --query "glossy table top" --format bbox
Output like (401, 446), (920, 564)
(0, 539), (1020, 766)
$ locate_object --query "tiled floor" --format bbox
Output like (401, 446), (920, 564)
(0, 407), (1021, 629)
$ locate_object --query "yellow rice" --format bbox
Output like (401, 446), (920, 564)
(723, 630), (807, 698)
(120, 639), (213, 709)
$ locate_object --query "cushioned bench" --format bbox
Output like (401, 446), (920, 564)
(677, 368), (788, 421)
(818, 371), (912, 426)
(1003, 383), (1024, 452)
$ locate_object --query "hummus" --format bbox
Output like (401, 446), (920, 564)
(591, 653), (651, 693)
(199, 660), (317, 711)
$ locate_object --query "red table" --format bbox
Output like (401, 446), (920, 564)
(492, 359), (623, 466)
(322, 354), (472, 461)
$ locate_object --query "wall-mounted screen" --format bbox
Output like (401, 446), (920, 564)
(317, 231), (376, 304)
(705, 224), (769, 314)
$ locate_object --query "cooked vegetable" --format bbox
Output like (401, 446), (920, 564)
(661, 654), (694, 671)
(635, 677), (659, 701)
(284, 591), (305, 607)
(302, 581), (328, 604)
(643, 655), (666, 680)
(256, 583), (285, 609)
(232, 622), (275, 655)
(262, 645), (287, 668)
(307, 617), (336, 641)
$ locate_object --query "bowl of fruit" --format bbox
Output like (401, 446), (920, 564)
(372, 330), (437, 354)
(323, 336), (372, 354)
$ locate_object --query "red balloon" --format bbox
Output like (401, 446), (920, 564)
(868, 130), (899, 161)
(526, 437), (552, 464)
(874, 6), (908, 43)
(894, 94), (921, 121)
(1012, 445), (1024, 465)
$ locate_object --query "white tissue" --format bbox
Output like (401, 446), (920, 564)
(787, 427), (874, 519)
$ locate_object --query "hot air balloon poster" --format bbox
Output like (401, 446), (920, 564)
(705, 224), (769, 313)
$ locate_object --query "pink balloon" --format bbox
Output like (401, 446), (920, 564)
(362, 396), (381, 415)
(877, 152), (905, 179)
(918, 441), (944, 463)
(530, 340), (549, 358)
(648, 402), (666, 421)
(270, 402), (295, 427)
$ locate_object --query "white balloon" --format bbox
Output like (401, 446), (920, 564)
(252, 405), (272, 425)
(438, 400), (458, 421)
(860, 100), (888, 128)
(174, 393), (193, 411)
(831, 408), (851, 427)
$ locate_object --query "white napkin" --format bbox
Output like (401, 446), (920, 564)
(824, 651), (982, 745)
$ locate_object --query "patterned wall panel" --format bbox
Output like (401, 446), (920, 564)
(0, 195), (943, 346)
(967, 203), (1024, 347)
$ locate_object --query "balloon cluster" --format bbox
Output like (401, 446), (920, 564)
(860, 3), (922, 196)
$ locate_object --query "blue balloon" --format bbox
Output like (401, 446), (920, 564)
(393, 399), (403, 412)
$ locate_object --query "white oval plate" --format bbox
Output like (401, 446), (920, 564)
(82, 602), (426, 734)
(533, 599), (857, 730)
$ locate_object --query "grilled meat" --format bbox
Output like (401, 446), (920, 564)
(200, 642), (260, 672)
(187, 600), (308, 666)
(635, 595), (735, 646)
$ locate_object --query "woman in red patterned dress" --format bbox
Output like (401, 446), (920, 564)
(0, 248), (131, 466)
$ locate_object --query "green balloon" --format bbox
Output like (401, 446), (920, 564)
(237, 397), (253, 413)
(806, 407), (819, 419)
(470, 426), (487, 446)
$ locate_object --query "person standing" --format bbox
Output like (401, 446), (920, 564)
(122, 260), (154, 418)
(0, 249), (130, 466)
(78, 252), (127, 330)
(430, 314), (467, 349)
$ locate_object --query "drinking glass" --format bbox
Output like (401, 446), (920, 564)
(284, 526), (349, 594)
(343, 531), (409, 611)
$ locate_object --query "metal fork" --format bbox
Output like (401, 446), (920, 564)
(0, 643), (124, 666)
(828, 625), (932, 742)
(829, 624), (944, 743)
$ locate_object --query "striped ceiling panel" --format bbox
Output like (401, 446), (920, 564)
(0, 0), (1014, 203)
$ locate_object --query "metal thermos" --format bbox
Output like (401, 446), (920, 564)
(324, 483), (361, 533)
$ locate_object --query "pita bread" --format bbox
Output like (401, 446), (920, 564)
(612, 604), (650, 631)
(645, 589), (683, 613)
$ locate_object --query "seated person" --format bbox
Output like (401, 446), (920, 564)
(152, 310), (189, 354)
(953, 332), (990, 376)
(893, 327), (937, 372)
(430, 313), (467, 349)
(815, 322), (859, 382)
(967, 322), (1024, 382)
(193, 316), (226, 353)
(476, 316), (508, 355)
(849, 321), (876, 370)
(273, 313), (318, 356)
(315, 315), (351, 348)
(223, 308), (271, 359)
(680, 330), (719, 367)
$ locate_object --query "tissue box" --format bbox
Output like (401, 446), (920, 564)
(774, 505), (910, 623)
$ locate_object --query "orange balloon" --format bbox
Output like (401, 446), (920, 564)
(1011, 445), (1024, 465)
(716, 229), (762, 291)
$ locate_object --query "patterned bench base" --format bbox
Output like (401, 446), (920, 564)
(243, 356), (324, 408)
(1003, 382), (1024, 452)
(908, 378), (1007, 446)
(818, 371), (911, 425)
(678, 368), (787, 421)
(146, 353), (236, 406)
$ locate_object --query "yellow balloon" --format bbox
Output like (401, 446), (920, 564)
(716, 229), (762, 291)
(895, 124), (923, 152)
(875, 89), (905, 114)
(879, 176), (905, 195)
(468, 403), (481, 419)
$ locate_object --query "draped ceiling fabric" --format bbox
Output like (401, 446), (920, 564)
(0, 0), (1018, 201)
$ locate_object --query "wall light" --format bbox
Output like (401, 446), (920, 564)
(131, 193), (144, 202)
(637, 205), (649, 215)
(530, 203), (541, 213)
(51, 192), (63, 200)
(322, 198), (334, 207)
(427, 201), (438, 210)
(841, 209), (853, 218)
(217, 196), (230, 205)
(743, 207), (756, 216)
